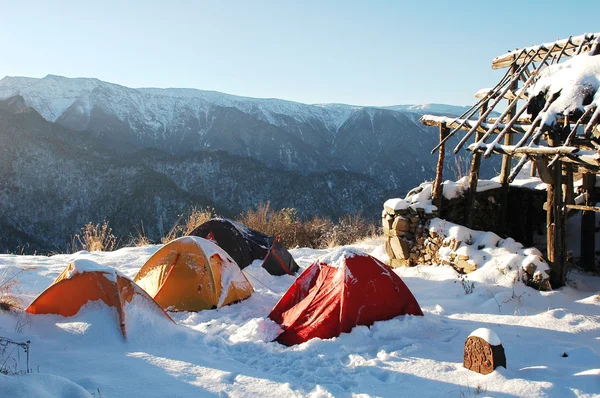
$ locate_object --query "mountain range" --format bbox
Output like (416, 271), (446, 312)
(0, 75), (490, 253)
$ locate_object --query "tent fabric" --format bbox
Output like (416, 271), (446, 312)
(268, 249), (423, 346)
(189, 218), (273, 269)
(190, 218), (298, 275)
(134, 236), (253, 312)
(261, 238), (300, 276)
(26, 260), (172, 338)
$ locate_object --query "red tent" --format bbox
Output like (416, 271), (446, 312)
(268, 249), (423, 346)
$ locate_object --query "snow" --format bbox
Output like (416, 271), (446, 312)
(0, 373), (92, 398)
(428, 217), (551, 280)
(383, 198), (409, 211)
(217, 261), (251, 307)
(318, 246), (360, 268)
(491, 161), (546, 190)
(63, 258), (119, 282)
(0, 239), (599, 397)
(176, 236), (236, 265)
(468, 328), (502, 346)
(0, 75), (474, 140)
(529, 49), (600, 127)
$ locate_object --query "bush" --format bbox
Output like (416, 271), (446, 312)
(71, 221), (116, 252)
(0, 268), (24, 313)
(238, 203), (376, 249)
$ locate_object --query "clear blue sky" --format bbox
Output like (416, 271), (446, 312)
(2, 0), (599, 107)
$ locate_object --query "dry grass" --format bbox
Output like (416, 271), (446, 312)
(239, 202), (376, 249)
(0, 269), (24, 312)
(449, 154), (471, 181)
(323, 213), (378, 248)
(161, 207), (216, 244)
(129, 223), (152, 247)
(71, 221), (117, 252)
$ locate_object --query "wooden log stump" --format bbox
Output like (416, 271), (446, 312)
(463, 328), (506, 375)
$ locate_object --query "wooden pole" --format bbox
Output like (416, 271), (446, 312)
(500, 63), (519, 183)
(564, 166), (574, 206)
(499, 63), (519, 235)
(581, 173), (596, 272)
(432, 123), (448, 213)
(548, 129), (565, 287)
(465, 101), (488, 228)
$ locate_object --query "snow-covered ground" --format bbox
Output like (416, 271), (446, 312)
(0, 239), (599, 397)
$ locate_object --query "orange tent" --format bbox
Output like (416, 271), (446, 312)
(26, 260), (173, 338)
(134, 236), (253, 311)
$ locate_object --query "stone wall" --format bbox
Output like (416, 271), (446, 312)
(382, 183), (552, 289)
(383, 200), (476, 272)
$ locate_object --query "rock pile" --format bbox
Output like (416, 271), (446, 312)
(382, 197), (477, 272)
(383, 182), (552, 289)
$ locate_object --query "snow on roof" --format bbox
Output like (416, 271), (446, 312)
(529, 50), (600, 127)
(468, 328), (502, 346)
(492, 32), (600, 69)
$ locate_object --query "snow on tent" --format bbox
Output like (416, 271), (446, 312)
(134, 236), (253, 311)
(268, 248), (423, 346)
(26, 259), (173, 338)
(261, 237), (300, 276)
(190, 218), (298, 275)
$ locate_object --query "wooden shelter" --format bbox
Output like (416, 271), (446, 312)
(421, 32), (600, 287)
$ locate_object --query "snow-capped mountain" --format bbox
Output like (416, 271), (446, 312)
(0, 75), (489, 252)
(0, 75), (475, 185)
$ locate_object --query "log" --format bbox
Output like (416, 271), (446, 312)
(566, 204), (600, 212)
(421, 115), (529, 135)
(469, 143), (579, 156)
(464, 329), (506, 375)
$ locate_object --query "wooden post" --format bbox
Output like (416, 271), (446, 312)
(498, 63), (519, 235)
(581, 173), (596, 272)
(564, 166), (574, 206)
(465, 101), (488, 228)
(432, 123), (448, 213)
(499, 64), (519, 184)
(547, 129), (565, 287)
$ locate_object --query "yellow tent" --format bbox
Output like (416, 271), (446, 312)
(134, 236), (253, 311)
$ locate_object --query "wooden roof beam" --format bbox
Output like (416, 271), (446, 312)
(420, 115), (529, 134)
(492, 32), (599, 69)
